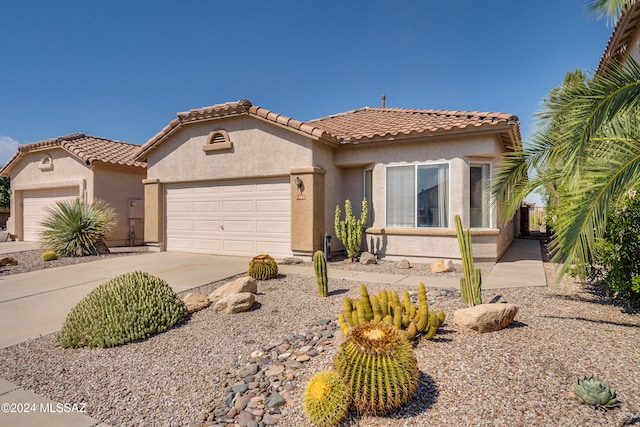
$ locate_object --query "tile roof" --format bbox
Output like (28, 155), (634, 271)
(135, 100), (328, 160)
(136, 99), (521, 160)
(0, 133), (145, 176)
(597, 1), (640, 73)
(308, 107), (520, 143)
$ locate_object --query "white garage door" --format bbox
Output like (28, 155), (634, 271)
(23, 187), (79, 242)
(165, 179), (291, 257)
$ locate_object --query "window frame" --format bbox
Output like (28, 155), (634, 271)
(384, 162), (450, 229)
(469, 162), (492, 228)
(363, 168), (373, 227)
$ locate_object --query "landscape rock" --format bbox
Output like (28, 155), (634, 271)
(0, 257), (18, 266)
(182, 292), (210, 313)
(429, 259), (454, 273)
(359, 252), (377, 265)
(280, 257), (303, 265)
(214, 292), (256, 314)
(395, 259), (411, 269)
(454, 303), (519, 333)
(208, 276), (257, 303)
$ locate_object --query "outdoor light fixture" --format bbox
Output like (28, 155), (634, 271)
(295, 176), (303, 190)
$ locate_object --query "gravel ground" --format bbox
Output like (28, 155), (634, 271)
(1, 240), (639, 426)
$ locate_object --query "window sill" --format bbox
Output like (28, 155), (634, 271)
(203, 141), (233, 152)
(365, 227), (500, 236)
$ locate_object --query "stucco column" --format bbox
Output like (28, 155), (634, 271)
(290, 167), (325, 254)
(142, 178), (164, 250)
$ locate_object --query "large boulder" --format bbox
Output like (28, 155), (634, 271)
(208, 276), (257, 303)
(182, 292), (210, 314)
(429, 259), (454, 273)
(454, 303), (519, 333)
(213, 292), (256, 314)
(359, 252), (377, 265)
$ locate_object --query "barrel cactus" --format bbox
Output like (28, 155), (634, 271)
(248, 254), (278, 280)
(303, 370), (350, 426)
(313, 250), (328, 297)
(572, 376), (619, 409)
(335, 321), (419, 414)
(41, 250), (58, 261)
(57, 271), (187, 348)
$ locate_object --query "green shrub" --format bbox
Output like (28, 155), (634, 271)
(41, 251), (58, 261)
(57, 271), (187, 348)
(248, 254), (278, 280)
(588, 189), (640, 302)
(40, 198), (116, 257)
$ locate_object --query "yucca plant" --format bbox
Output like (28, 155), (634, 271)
(40, 198), (116, 257)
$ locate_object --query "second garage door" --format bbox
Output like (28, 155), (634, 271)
(165, 179), (291, 258)
(23, 187), (79, 242)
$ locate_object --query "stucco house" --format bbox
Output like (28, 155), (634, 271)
(135, 99), (521, 262)
(0, 133), (146, 246)
(597, 1), (640, 73)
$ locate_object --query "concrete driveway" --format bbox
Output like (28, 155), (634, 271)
(0, 252), (250, 349)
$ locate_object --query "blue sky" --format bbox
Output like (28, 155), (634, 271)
(0, 1), (614, 203)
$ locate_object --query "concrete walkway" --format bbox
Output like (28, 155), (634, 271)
(0, 238), (546, 426)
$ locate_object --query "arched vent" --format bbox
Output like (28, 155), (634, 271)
(203, 129), (233, 153)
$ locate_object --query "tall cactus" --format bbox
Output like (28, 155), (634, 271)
(313, 250), (328, 297)
(334, 198), (368, 260)
(454, 215), (482, 307)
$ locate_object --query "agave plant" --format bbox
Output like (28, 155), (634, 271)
(572, 376), (619, 409)
(40, 198), (116, 257)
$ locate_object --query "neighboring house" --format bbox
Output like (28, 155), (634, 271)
(597, 1), (640, 73)
(0, 133), (146, 246)
(135, 99), (521, 262)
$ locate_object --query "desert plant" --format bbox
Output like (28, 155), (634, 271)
(454, 215), (482, 307)
(334, 198), (368, 260)
(335, 320), (419, 414)
(313, 250), (328, 297)
(41, 250), (58, 261)
(572, 376), (619, 409)
(338, 283), (445, 341)
(248, 254), (278, 280)
(302, 370), (350, 426)
(57, 271), (187, 348)
(40, 198), (116, 257)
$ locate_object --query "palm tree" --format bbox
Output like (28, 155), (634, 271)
(587, 0), (636, 25)
(494, 52), (640, 279)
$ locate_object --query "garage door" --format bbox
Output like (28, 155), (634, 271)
(23, 187), (79, 242)
(165, 179), (291, 257)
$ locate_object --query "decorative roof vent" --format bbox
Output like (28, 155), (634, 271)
(203, 129), (233, 153)
(238, 99), (252, 108)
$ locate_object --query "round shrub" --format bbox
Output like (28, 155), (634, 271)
(248, 254), (278, 280)
(57, 271), (187, 348)
(41, 251), (58, 261)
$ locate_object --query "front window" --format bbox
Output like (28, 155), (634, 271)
(386, 164), (449, 228)
(470, 163), (490, 227)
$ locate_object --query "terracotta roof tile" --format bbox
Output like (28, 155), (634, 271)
(0, 133), (145, 176)
(135, 100), (521, 160)
(135, 100), (328, 160)
(307, 107), (519, 143)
